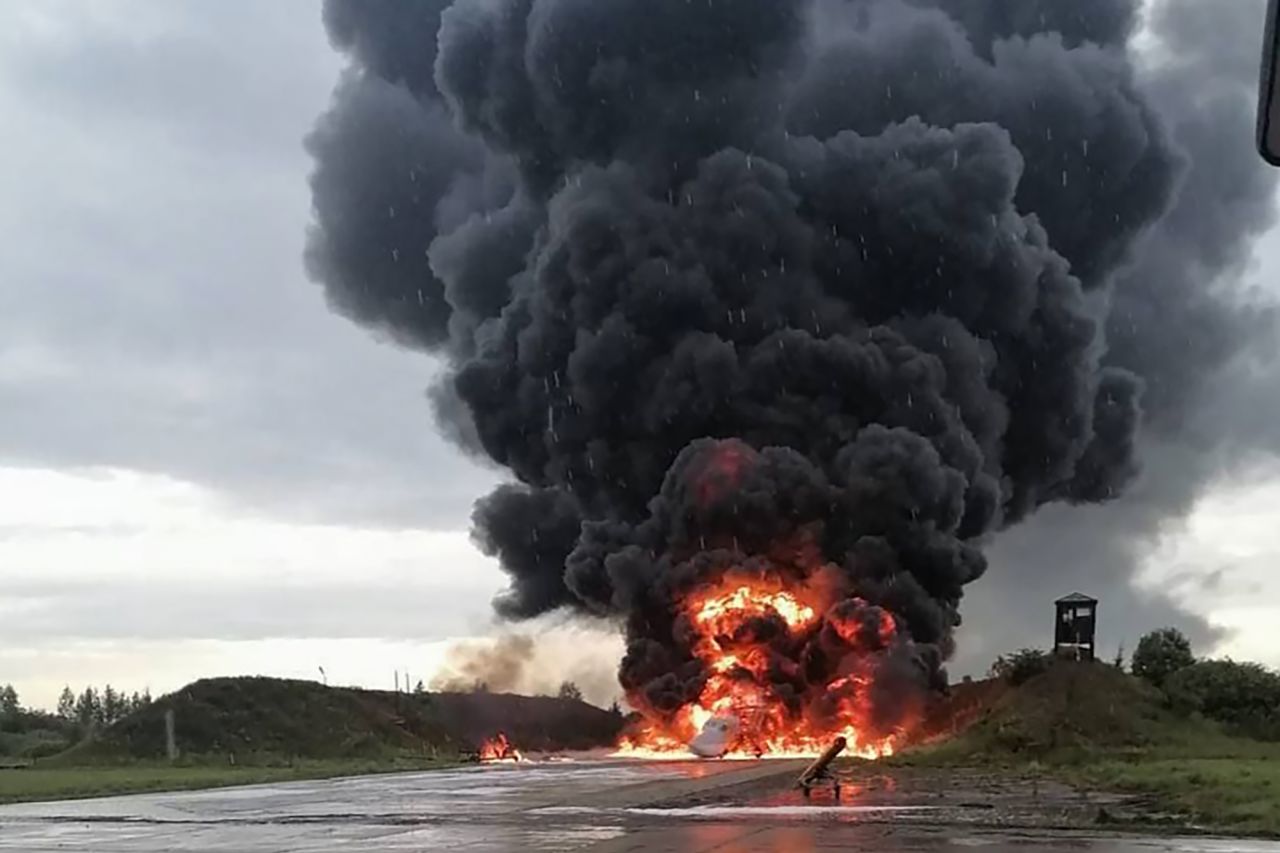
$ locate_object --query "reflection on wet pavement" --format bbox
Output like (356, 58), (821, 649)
(2, 761), (1280, 852)
(0, 761), (728, 853)
(588, 825), (1280, 853)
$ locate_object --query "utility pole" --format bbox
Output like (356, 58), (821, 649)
(164, 709), (178, 762)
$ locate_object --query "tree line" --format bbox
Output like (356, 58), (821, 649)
(0, 683), (152, 733)
(56, 685), (153, 731)
(1, 683), (155, 762)
(1130, 628), (1280, 741)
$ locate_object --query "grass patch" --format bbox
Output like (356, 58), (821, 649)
(0, 676), (619, 806)
(897, 733), (1280, 834)
(0, 757), (462, 805)
(47, 677), (621, 767)
(892, 662), (1280, 836)
(1067, 755), (1280, 836)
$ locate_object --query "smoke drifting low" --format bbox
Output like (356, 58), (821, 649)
(431, 634), (536, 694)
(430, 631), (621, 706)
(307, 0), (1278, 719)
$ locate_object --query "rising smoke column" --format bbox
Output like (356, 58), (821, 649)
(304, 0), (1273, 731)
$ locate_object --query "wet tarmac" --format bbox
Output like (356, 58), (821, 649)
(1, 761), (1278, 852)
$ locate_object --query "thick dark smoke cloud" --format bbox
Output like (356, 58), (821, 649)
(306, 0), (1278, 708)
(321, 0), (449, 97)
(797, 0), (1174, 295)
(960, 0), (1280, 671)
(306, 0), (494, 350)
(436, 0), (807, 193)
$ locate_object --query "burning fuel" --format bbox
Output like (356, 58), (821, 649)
(478, 732), (523, 763)
(308, 1), (1201, 759)
(610, 508), (910, 759)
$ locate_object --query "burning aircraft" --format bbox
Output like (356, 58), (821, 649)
(303, 0), (1262, 760)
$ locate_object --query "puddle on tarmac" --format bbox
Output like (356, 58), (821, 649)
(629, 804), (941, 818)
(527, 804), (940, 820)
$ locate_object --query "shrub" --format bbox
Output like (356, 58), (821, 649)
(1131, 628), (1194, 687)
(990, 649), (1052, 685)
(1165, 659), (1280, 740)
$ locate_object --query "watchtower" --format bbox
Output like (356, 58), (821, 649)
(1054, 593), (1097, 661)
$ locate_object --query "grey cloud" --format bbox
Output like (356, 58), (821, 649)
(1, 579), (499, 643)
(0, 0), (499, 530)
(9, 3), (336, 164)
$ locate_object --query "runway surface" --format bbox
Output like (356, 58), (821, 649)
(1, 760), (1275, 852)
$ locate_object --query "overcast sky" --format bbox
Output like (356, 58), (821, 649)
(2, 0), (1278, 710)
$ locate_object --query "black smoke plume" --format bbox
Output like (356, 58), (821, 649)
(306, 0), (1277, 726)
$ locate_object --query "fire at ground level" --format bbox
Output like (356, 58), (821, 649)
(2, 759), (1276, 853)
(476, 661), (1003, 765)
(611, 567), (930, 762)
(470, 570), (926, 765)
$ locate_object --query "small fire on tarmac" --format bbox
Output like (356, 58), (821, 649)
(478, 731), (524, 763)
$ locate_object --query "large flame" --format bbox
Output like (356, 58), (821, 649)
(615, 571), (908, 760)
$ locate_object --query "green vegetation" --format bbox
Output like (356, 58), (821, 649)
(0, 677), (623, 805)
(1069, 752), (1280, 836)
(905, 660), (1211, 767)
(1, 692), (74, 765)
(0, 677), (472, 801)
(1165, 659), (1280, 741)
(0, 682), (154, 765)
(988, 648), (1053, 686)
(54, 677), (463, 766)
(901, 630), (1280, 837)
(0, 676), (622, 803)
(0, 757), (457, 805)
(1131, 627), (1195, 687)
(64, 677), (620, 764)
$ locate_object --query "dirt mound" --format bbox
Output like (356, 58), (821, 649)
(53, 677), (622, 764)
(916, 676), (1011, 743)
(934, 661), (1212, 759)
(429, 691), (624, 753)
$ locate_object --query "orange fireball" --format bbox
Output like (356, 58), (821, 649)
(616, 568), (914, 760)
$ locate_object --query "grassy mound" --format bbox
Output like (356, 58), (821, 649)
(916, 676), (1011, 743)
(49, 677), (622, 765)
(915, 661), (1229, 763)
(428, 691), (626, 752)
(891, 661), (1280, 836)
(0, 710), (79, 765)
